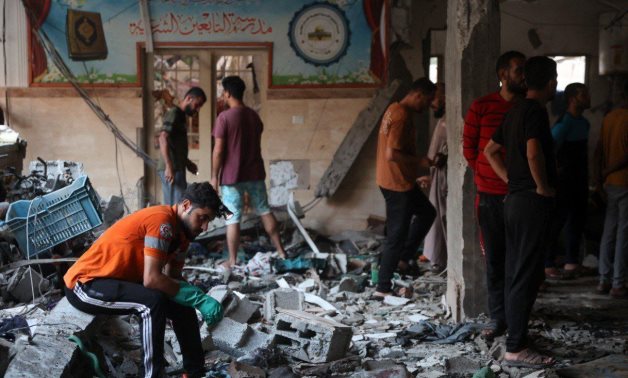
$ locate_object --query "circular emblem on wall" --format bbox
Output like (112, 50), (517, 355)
(288, 2), (351, 66)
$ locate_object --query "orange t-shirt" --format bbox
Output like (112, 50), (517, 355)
(601, 108), (628, 187)
(376, 102), (417, 191)
(64, 205), (189, 289)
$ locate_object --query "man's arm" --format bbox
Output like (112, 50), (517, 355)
(463, 102), (481, 170)
(158, 131), (174, 183)
(527, 138), (554, 197)
(484, 139), (508, 183)
(211, 137), (226, 191)
(144, 255), (180, 297)
(385, 147), (431, 169)
(602, 154), (628, 179)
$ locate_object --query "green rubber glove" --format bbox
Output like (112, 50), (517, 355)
(173, 281), (223, 325)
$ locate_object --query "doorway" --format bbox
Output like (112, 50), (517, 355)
(143, 47), (269, 206)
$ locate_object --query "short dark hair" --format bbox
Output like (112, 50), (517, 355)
(409, 77), (437, 96)
(524, 56), (557, 91)
(222, 76), (246, 101)
(184, 87), (207, 103)
(181, 182), (221, 211)
(564, 83), (586, 104)
(496, 51), (525, 80)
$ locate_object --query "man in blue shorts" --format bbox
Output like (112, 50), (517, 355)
(211, 76), (286, 267)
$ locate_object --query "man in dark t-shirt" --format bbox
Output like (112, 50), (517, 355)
(158, 87), (206, 205)
(484, 56), (558, 369)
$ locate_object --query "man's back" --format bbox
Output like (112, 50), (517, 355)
(493, 99), (556, 194)
(601, 108), (628, 187)
(64, 205), (188, 289)
(213, 106), (265, 185)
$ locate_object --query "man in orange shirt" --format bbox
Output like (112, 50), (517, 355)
(596, 81), (628, 298)
(374, 78), (437, 298)
(64, 182), (229, 378)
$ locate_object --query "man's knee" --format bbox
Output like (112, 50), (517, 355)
(143, 288), (169, 311)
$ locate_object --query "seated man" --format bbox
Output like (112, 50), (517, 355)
(64, 182), (228, 378)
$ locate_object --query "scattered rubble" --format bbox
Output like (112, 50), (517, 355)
(0, 219), (624, 377)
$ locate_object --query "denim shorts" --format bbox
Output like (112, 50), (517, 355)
(220, 180), (271, 225)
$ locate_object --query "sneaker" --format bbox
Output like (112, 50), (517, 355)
(610, 287), (627, 299)
(596, 282), (611, 294)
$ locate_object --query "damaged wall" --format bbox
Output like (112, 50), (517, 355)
(0, 1), (447, 236)
(0, 89), (144, 210)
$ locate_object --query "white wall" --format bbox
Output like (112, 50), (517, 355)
(501, 0), (627, 181)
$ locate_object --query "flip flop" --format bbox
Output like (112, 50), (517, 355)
(503, 348), (555, 369)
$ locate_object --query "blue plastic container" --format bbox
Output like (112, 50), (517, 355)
(4, 176), (103, 257)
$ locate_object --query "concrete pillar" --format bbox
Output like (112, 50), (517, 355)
(445, 0), (500, 321)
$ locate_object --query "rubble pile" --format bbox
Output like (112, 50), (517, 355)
(0, 220), (625, 377)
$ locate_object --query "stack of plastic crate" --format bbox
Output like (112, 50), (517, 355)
(3, 176), (103, 257)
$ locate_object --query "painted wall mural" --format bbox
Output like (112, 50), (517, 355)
(29, 0), (387, 87)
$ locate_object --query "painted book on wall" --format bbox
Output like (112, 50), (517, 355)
(28, 0), (388, 88)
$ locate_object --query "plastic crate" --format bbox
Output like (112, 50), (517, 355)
(4, 176), (103, 257)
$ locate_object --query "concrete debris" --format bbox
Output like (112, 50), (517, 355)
(8, 268), (50, 304)
(228, 360), (266, 378)
(264, 288), (304, 321)
(0, 214), (624, 378)
(209, 317), (273, 358)
(274, 309), (352, 363)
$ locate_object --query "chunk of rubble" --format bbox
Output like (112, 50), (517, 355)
(4, 298), (96, 377)
(209, 317), (272, 358)
(273, 309), (352, 363)
(264, 288), (304, 321)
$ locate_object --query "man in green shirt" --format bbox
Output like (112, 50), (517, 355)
(158, 87), (206, 204)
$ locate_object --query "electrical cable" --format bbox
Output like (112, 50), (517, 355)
(21, 1), (156, 168)
(80, 61), (130, 213)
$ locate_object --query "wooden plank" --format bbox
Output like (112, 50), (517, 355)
(315, 80), (404, 198)
(1, 87), (142, 98)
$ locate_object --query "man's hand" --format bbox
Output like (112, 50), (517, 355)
(536, 186), (556, 198)
(210, 177), (219, 195)
(164, 165), (174, 184)
(417, 176), (431, 189)
(433, 153), (447, 169)
(186, 160), (198, 175)
(173, 281), (223, 325)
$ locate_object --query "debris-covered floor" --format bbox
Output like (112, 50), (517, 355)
(0, 217), (626, 378)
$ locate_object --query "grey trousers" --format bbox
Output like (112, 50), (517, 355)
(599, 184), (628, 288)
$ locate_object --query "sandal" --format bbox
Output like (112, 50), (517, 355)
(545, 267), (563, 280)
(481, 320), (506, 341)
(503, 348), (555, 369)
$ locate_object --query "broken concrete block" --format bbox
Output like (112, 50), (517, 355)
(209, 318), (272, 358)
(330, 277), (360, 294)
(35, 297), (95, 337)
(210, 317), (250, 352)
(227, 296), (260, 324)
(264, 288), (304, 321)
(4, 333), (81, 377)
(208, 285), (230, 303)
(273, 309), (352, 363)
(9, 268), (49, 303)
(445, 356), (481, 376)
(227, 361), (266, 378)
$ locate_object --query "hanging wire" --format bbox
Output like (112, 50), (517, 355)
(21, 1), (156, 168)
